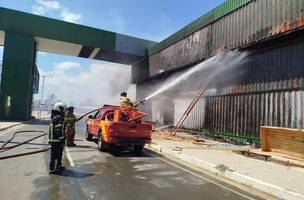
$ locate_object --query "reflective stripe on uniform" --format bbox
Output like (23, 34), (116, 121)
(50, 123), (53, 140)
(48, 139), (60, 142)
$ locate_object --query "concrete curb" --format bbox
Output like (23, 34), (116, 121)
(147, 143), (304, 200)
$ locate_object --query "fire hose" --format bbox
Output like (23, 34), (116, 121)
(0, 130), (49, 160)
(0, 107), (103, 160)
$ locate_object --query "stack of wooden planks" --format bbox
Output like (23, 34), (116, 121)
(260, 126), (304, 160)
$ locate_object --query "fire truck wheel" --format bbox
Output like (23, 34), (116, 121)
(86, 126), (93, 141)
(97, 132), (107, 152)
(133, 145), (144, 155)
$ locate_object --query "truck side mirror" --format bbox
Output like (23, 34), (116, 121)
(88, 115), (93, 119)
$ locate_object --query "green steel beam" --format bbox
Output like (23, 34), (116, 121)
(0, 7), (155, 64)
(148, 0), (252, 56)
(201, 129), (260, 143)
(0, 7), (116, 50)
(0, 32), (35, 120)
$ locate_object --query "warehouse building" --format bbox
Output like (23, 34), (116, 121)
(133, 0), (304, 143)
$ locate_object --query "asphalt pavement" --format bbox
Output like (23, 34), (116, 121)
(0, 120), (265, 200)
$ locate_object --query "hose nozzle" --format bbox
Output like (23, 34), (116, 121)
(134, 99), (145, 108)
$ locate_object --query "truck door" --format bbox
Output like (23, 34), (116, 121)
(90, 110), (100, 134)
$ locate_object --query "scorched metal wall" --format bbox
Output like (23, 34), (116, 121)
(149, 0), (304, 77)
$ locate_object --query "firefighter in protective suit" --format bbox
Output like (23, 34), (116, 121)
(120, 92), (144, 108)
(49, 102), (67, 174)
(65, 106), (77, 147)
(120, 92), (134, 108)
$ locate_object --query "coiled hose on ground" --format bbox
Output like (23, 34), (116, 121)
(0, 107), (102, 160)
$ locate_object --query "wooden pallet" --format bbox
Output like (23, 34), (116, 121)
(260, 126), (304, 160)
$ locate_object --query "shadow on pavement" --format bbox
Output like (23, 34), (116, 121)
(68, 149), (97, 153)
(73, 144), (96, 149)
(52, 169), (94, 178)
(109, 148), (162, 158)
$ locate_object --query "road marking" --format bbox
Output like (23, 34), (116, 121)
(157, 157), (256, 200)
(65, 147), (75, 167)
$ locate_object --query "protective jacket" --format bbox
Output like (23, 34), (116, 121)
(64, 112), (77, 142)
(49, 111), (65, 143)
(64, 113), (77, 129)
(120, 97), (134, 108)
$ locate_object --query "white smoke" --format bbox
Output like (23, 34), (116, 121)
(144, 50), (248, 101)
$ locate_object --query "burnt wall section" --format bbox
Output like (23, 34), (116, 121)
(136, 83), (152, 122)
(139, 37), (304, 141)
(176, 38), (304, 140)
(207, 90), (303, 141)
(174, 90), (304, 141)
(149, 0), (304, 77)
(210, 38), (304, 95)
(131, 57), (150, 83)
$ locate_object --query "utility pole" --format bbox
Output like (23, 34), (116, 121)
(38, 75), (46, 119)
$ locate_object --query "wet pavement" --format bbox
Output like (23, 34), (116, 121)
(0, 120), (265, 200)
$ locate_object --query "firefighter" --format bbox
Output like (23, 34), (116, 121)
(65, 106), (77, 147)
(120, 92), (134, 108)
(49, 102), (67, 174)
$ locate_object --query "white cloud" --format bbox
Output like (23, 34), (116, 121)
(53, 61), (81, 71)
(60, 9), (82, 23)
(32, 5), (46, 15)
(40, 61), (133, 107)
(31, 0), (82, 24)
(36, 0), (61, 10)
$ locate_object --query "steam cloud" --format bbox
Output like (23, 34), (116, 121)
(143, 50), (248, 101)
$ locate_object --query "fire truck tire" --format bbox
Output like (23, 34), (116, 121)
(133, 145), (144, 155)
(97, 132), (107, 152)
(86, 126), (93, 141)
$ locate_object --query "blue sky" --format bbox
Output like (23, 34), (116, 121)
(0, 0), (225, 106)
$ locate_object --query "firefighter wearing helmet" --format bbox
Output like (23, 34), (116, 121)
(48, 102), (67, 174)
(120, 92), (145, 108)
(120, 92), (134, 108)
(64, 106), (77, 147)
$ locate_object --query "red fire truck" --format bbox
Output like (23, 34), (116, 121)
(86, 105), (152, 154)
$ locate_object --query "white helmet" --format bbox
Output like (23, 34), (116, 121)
(53, 102), (67, 112)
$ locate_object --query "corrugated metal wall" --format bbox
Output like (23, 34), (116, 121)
(171, 38), (304, 141)
(148, 0), (252, 56)
(173, 90), (304, 141)
(140, 38), (304, 142)
(137, 0), (304, 142)
(212, 39), (304, 93)
(174, 98), (206, 130)
(149, 0), (304, 77)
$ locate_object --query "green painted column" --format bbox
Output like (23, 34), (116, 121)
(0, 32), (36, 120)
